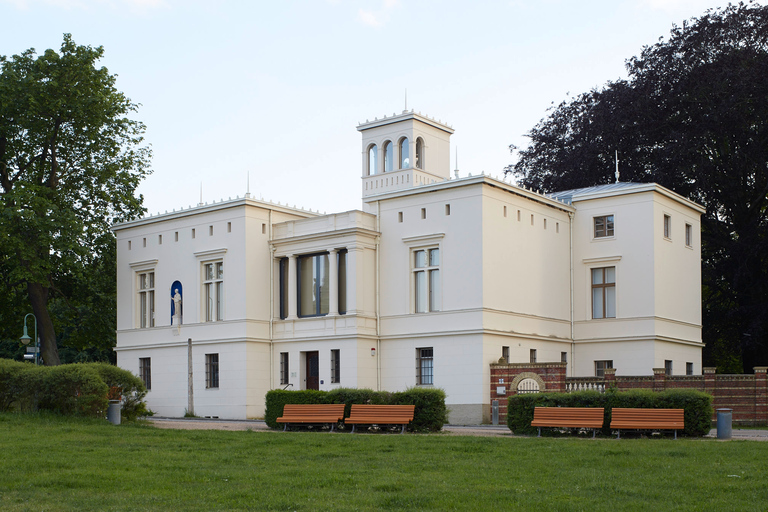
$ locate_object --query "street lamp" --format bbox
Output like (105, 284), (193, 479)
(20, 313), (39, 366)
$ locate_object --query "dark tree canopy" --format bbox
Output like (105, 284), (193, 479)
(0, 34), (151, 365)
(509, 3), (768, 372)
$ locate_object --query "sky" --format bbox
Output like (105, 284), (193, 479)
(0, 0), (747, 217)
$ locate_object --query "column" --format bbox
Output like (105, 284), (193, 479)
(754, 367), (767, 424)
(345, 246), (363, 315)
(652, 367), (666, 392)
(604, 367), (617, 391)
(287, 254), (298, 320)
(328, 249), (338, 316)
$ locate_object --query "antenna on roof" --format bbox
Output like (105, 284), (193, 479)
(245, 172), (251, 198)
(454, 147), (459, 179)
(198, 182), (203, 206)
(403, 89), (408, 113)
(615, 150), (620, 183)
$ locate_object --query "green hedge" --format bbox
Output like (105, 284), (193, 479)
(0, 358), (151, 420)
(264, 387), (447, 432)
(507, 389), (713, 437)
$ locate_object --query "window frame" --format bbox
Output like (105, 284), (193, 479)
(331, 349), (340, 384)
(367, 143), (378, 175)
(399, 136), (410, 169)
(529, 349), (537, 363)
(203, 260), (224, 322)
(297, 252), (330, 318)
(205, 353), (220, 389)
(416, 347), (434, 385)
(415, 137), (424, 169)
(685, 223), (692, 247)
(591, 266), (616, 319)
(686, 362), (694, 376)
(595, 360), (613, 377)
(137, 270), (155, 328)
(593, 215), (615, 239)
(280, 352), (289, 385)
(413, 247), (441, 313)
(665, 360), (673, 376)
(139, 357), (151, 390)
(383, 140), (393, 172)
(663, 214), (671, 239)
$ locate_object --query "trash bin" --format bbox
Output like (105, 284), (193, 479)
(107, 400), (122, 426)
(492, 400), (499, 426)
(716, 408), (732, 440)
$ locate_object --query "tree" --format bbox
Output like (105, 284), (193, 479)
(508, 3), (768, 373)
(0, 34), (151, 365)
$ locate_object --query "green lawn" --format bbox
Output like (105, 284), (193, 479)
(1, 414), (766, 511)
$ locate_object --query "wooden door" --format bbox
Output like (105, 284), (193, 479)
(306, 351), (319, 390)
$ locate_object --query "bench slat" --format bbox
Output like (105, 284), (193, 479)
(531, 407), (605, 428)
(345, 405), (415, 433)
(276, 404), (346, 430)
(609, 408), (685, 438)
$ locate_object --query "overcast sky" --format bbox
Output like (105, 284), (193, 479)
(1, 0), (744, 217)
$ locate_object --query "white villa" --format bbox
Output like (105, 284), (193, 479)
(113, 110), (705, 424)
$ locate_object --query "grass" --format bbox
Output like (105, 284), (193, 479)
(1, 414), (767, 511)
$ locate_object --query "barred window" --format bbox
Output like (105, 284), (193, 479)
(279, 352), (289, 385)
(206, 353), (219, 388)
(139, 357), (151, 390)
(417, 347), (433, 385)
(331, 349), (340, 384)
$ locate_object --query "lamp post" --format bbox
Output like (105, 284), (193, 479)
(20, 313), (39, 366)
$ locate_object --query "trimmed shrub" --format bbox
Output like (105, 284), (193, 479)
(82, 363), (153, 421)
(37, 364), (109, 417)
(0, 359), (35, 412)
(264, 387), (447, 432)
(507, 389), (712, 437)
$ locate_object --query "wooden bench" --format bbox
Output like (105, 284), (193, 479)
(344, 404), (415, 434)
(530, 407), (605, 438)
(610, 408), (685, 439)
(276, 404), (346, 432)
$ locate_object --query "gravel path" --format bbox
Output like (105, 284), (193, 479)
(148, 417), (768, 440)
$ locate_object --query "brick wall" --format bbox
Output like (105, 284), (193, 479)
(490, 363), (768, 425)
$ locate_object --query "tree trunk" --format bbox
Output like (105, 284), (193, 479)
(26, 281), (61, 366)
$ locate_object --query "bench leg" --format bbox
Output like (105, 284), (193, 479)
(330, 423), (334, 433)
(283, 423), (288, 432)
(616, 430), (620, 439)
(674, 430), (677, 440)
(537, 427), (541, 438)
(351, 424), (356, 433)
(400, 424), (405, 434)
(592, 429), (596, 439)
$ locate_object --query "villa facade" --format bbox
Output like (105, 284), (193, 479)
(113, 111), (705, 423)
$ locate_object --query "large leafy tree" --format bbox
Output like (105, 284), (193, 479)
(509, 3), (768, 373)
(0, 35), (150, 365)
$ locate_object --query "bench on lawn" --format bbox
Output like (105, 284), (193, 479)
(530, 407), (605, 438)
(344, 404), (415, 434)
(610, 408), (685, 439)
(276, 404), (346, 432)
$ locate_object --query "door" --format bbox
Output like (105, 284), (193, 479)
(306, 351), (319, 390)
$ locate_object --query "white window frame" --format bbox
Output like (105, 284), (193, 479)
(331, 349), (340, 384)
(203, 261), (224, 322)
(593, 214), (615, 239)
(685, 223), (692, 247)
(195, 249), (227, 324)
(130, 259), (158, 329)
(413, 247), (441, 313)
(595, 360), (613, 377)
(403, 234), (444, 314)
(663, 213), (672, 240)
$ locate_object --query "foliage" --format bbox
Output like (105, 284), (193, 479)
(264, 387), (447, 432)
(0, 358), (151, 420)
(2, 413), (767, 511)
(0, 34), (151, 365)
(507, 389), (713, 437)
(508, 3), (768, 372)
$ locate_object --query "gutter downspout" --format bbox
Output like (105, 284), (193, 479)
(376, 200), (381, 392)
(269, 209), (274, 389)
(569, 211), (575, 378)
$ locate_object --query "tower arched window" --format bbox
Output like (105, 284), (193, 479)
(383, 141), (393, 172)
(399, 137), (410, 169)
(415, 138), (424, 169)
(368, 144), (378, 175)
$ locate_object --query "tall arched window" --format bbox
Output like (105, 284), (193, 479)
(415, 138), (424, 169)
(368, 144), (378, 175)
(399, 137), (410, 169)
(383, 141), (393, 172)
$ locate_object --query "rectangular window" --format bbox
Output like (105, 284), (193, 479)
(280, 352), (289, 385)
(421, 208), (426, 219)
(664, 214), (671, 239)
(142, 237), (146, 248)
(138, 271), (155, 328)
(543, 219), (547, 230)
(416, 347), (433, 385)
(158, 234), (163, 245)
(331, 349), (340, 384)
(561, 351), (567, 363)
(595, 360), (613, 377)
(227, 222), (232, 233)
(529, 349), (537, 363)
(298, 253), (330, 317)
(192, 228), (196, 239)
(398, 212), (403, 223)
(203, 261), (224, 322)
(530, 214), (534, 225)
(503, 206), (507, 218)
(685, 223), (692, 247)
(556, 222), (560, 233)
(205, 353), (219, 388)
(665, 360), (673, 376)
(502, 346), (510, 364)
(209, 225), (214, 236)
(517, 210), (521, 221)
(175, 231), (179, 242)
(128, 240), (132, 250)
(445, 204), (451, 216)
(686, 362), (693, 376)
(592, 267), (616, 319)
(139, 357), (151, 390)
(594, 215), (614, 238)
(414, 248), (440, 313)
(262, 223), (266, 234)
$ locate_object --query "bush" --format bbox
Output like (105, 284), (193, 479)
(81, 363), (153, 421)
(264, 387), (447, 432)
(0, 358), (153, 421)
(507, 389), (712, 437)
